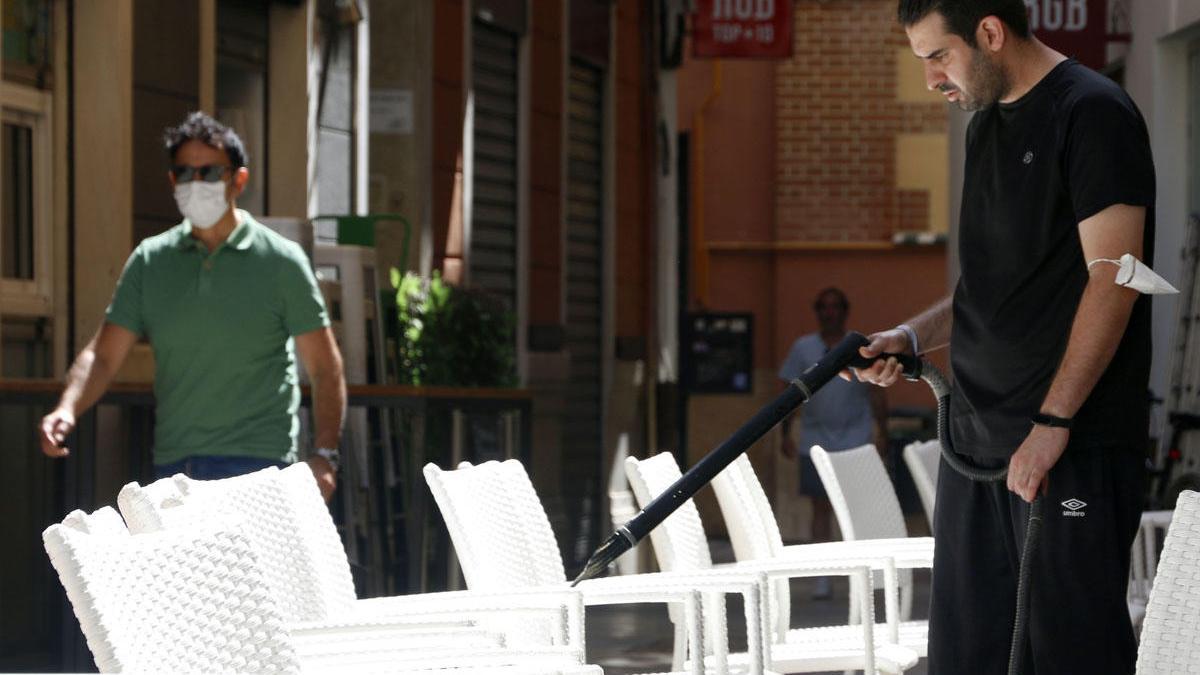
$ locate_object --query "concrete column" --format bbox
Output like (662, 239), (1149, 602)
(199, 0), (216, 114)
(72, 0), (133, 351)
(368, 1), (432, 275)
(267, 0), (316, 218)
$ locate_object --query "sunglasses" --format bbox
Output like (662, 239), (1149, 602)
(171, 164), (230, 183)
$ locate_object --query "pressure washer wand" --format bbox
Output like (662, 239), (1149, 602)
(571, 331), (920, 585)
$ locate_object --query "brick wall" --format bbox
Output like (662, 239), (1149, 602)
(775, 0), (946, 241)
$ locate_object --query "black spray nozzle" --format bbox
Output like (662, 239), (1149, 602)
(571, 529), (634, 586)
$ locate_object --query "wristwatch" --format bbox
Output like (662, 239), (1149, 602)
(314, 447), (341, 472)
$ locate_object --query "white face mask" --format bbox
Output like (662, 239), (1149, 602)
(173, 181), (229, 229)
(1087, 253), (1179, 295)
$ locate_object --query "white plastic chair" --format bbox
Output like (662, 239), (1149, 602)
(706, 453), (931, 659)
(901, 440), (941, 530)
(117, 464), (593, 656)
(809, 445), (931, 652)
(626, 453), (920, 674)
(1135, 491), (1200, 673)
(1128, 509), (1173, 635)
(424, 458), (775, 675)
(44, 509), (600, 673)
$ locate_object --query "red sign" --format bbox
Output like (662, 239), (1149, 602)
(1026, 0), (1107, 71)
(692, 0), (793, 59)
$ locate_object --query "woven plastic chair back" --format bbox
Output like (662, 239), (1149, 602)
(424, 460), (575, 650)
(1136, 491), (1200, 674)
(60, 506), (130, 538)
(710, 454), (791, 639)
(627, 451), (788, 637)
(902, 440), (941, 529)
(625, 453), (736, 660)
(44, 517), (299, 673)
(117, 464), (356, 623)
(424, 460), (567, 589)
(810, 444), (909, 541)
(624, 453), (714, 573)
(812, 443), (914, 621)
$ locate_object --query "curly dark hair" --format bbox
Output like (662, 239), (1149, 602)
(897, 0), (1031, 46)
(163, 111), (248, 168)
(813, 287), (849, 313)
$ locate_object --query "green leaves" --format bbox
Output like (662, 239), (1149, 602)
(391, 269), (517, 387)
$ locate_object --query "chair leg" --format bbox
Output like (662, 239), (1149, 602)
(848, 574), (864, 625)
(672, 617), (687, 672)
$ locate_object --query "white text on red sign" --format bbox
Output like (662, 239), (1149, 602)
(1025, 0), (1088, 32)
(711, 0), (777, 21)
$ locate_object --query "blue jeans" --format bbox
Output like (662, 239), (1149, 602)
(154, 455), (288, 480)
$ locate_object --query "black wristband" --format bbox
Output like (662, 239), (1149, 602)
(1031, 412), (1073, 429)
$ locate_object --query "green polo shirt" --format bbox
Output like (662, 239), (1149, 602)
(105, 211), (329, 466)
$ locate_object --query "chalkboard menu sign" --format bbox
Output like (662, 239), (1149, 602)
(683, 312), (753, 394)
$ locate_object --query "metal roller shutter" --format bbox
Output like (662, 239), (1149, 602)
(564, 58), (605, 561)
(469, 21), (519, 312)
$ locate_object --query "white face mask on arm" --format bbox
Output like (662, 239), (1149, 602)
(174, 181), (230, 229)
(1087, 253), (1179, 295)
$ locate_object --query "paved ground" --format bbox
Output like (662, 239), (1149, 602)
(584, 538), (932, 675)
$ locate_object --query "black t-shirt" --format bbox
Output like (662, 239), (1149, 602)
(951, 59), (1156, 458)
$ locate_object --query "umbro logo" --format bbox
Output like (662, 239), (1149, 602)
(1061, 498), (1087, 517)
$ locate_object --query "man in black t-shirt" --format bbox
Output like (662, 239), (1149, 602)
(856, 1), (1155, 673)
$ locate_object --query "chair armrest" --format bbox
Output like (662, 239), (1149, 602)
(290, 622), (505, 657)
(299, 644), (591, 673)
(345, 589), (583, 649)
(778, 538), (934, 569)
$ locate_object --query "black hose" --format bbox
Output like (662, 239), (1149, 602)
(917, 360), (1040, 675)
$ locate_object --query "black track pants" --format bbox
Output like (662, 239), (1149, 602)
(927, 444), (1145, 675)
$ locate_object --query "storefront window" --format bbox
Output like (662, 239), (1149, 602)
(0, 82), (52, 316)
(1, 119), (34, 281)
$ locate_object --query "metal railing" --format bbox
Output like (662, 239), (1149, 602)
(0, 379), (532, 671)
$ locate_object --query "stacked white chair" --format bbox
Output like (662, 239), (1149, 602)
(424, 458), (777, 675)
(116, 464), (599, 666)
(44, 508), (600, 673)
(625, 452), (920, 674)
(901, 440), (941, 530)
(1135, 490), (1200, 673)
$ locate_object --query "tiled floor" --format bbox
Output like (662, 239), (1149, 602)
(583, 538), (932, 675)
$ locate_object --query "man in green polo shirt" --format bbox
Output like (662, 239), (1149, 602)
(38, 112), (345, 500)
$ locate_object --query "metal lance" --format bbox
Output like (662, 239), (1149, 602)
(571, 331), (920, 585)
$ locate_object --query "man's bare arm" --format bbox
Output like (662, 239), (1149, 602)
(900, 295), (954, 354)
(1007, 203), (1145, 502)
(294, 326), (346, 501)
(1038, 204), (1145, 418)
(40, 323), (139, 457)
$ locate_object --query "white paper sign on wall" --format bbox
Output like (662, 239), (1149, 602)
(370, 89), (414, 135)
